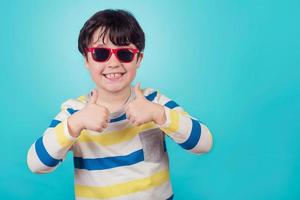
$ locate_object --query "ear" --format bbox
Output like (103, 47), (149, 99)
(136, 53), (144, 69)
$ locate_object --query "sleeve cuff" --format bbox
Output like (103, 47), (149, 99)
(157, 106), (171, 129)
(53, 120), (77, 148)
(63, 119), (78, 141)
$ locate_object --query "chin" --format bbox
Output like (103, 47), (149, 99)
(101, 84), (128, 93)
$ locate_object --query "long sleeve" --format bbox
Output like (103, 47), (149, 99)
(156, 91), (213, 154)
(27, 103), (78, 174)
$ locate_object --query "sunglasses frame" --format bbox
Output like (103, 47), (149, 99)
(85, 47), (140, 63)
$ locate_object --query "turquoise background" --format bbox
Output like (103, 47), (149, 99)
(0, 0), (299, 199)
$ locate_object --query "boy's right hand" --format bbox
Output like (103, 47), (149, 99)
(67, 89), (110, 137)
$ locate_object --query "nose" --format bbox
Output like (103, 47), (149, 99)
(107, 51), (121, 67)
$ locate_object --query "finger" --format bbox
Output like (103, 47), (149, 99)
(102, 112), (110, 124)
(134, 82), (144, 99)
(124, 105), (130, 115)
(102, 105), (109, 113)
(134, 120), (142, 126)
(101, 107), (110, 118)
(96, 126), (103, 132)
(127, 114), (134, 124)
(102, 122), (108, 129)
(88, 89), (98, 105)
(130, 118), (136, 125)
(124, 104), (129, 112)
(132, 120), (138, 126)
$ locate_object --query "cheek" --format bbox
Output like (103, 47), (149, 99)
(124, 70), (137, 81)
(91, 67), (99, 75)
(125, 65), (137, 76)
(89, 66), (102, 80)
(86, 56), (103, 76)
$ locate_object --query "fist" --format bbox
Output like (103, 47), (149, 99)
(125, 83), (165, 126)
(75, 89), (110, 132)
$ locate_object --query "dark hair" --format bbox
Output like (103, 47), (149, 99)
(78, 9), (145, 57)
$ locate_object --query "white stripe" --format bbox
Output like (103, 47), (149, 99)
(87, 120), (131, 135)
(74, 153), (170, 187)
(156, 92), (170, 105)
(191, 123), (213, 153)
(52, 110), (70, 122)
(72, 133), (142, 158)
(61, 99), (86, 110)
(143, 88), (156, 96)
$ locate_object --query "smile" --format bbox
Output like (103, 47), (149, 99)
(102, 72), (126, 81)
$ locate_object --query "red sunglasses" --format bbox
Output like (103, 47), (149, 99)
(85, 47), (140, 63)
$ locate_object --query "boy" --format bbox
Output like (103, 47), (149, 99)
(27, 9), (213, 200)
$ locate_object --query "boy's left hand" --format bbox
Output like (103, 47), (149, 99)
(125, 83), (166, 126)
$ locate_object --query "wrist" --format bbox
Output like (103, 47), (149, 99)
(67, 113), (84, 137)
(152, 104), (166, 125)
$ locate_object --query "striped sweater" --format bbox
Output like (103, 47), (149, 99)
(27, 87), (213, 200)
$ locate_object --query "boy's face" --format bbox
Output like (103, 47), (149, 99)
(84, 27), (143, 93)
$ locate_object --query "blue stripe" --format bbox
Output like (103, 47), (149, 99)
(179, 118), (201, 150)
(74, 149), (144, 170)
(110, 113), (126, 123)
(35, 137), (62, 167)
(145, 91), (157, 101)
(49, 119), (61, 127)
(164, 100), (179, 109)
(67, 108), (78, 115)
(166, 194), (174, 200)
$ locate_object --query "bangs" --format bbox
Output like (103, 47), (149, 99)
(96, 25), (132, 47)
(78, 9), (145, 56)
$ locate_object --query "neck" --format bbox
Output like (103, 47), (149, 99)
(96, 85), (132, 106)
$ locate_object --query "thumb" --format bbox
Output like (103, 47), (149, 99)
(134, 82), (144, 98)
(88, 89), (98, 105)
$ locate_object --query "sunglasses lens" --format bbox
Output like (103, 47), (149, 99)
(93, 48), (110, 62)
(117, 49), (134, 62)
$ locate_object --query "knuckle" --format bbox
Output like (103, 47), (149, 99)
(94, 124), (102, 130)
(103, 123), (108, 128)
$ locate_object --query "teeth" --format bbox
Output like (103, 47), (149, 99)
(105, 73), (122, 79)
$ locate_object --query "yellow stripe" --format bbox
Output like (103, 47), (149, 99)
(75, 169), (170, 199)
(54, 122), (73, 148)
(77, 122), (157, 146)
(178, 110), (189, 116)
(161, 110), (180, 135)
(77, 95), (88, 103)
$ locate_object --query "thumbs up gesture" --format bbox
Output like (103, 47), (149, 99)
(67, 89), (110, 137)
(125, 83), (166, 126)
